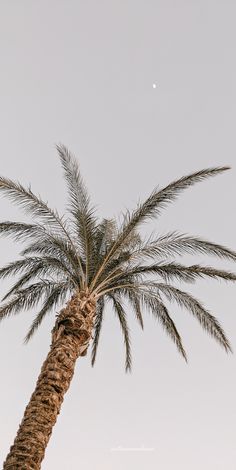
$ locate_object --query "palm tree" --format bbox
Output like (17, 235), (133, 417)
(1, 146), (236, 469)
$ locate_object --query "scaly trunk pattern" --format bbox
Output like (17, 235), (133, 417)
(3, 290), (96, 470)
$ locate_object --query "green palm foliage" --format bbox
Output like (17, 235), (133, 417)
(0, 145), (235, 371)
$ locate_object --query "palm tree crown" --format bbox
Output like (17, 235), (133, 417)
(0, 145), (235, 371)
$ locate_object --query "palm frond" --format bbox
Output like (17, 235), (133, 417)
(109, 263), (236, 285)
(0, 281), (55, 321)
(0, 257), (41, 280)
(95, 219), (118, 254)
(138, 290), (187, 360)
(91, 297), (105, 366)
(134, 231), (236, 262)
(91, 222), (141, 290)
(0, 256), (74, 282)
(162, 264), (236, 282)
(122, 166), (229, 231)
(56, 144), (98, 285)
(21, 233), (80, 274)
(107, 286), (186, 360)
(152, 282), (232, 353)
(92, 234), (236, 291)
(21, 240), (70, 265)
(126, 290), (144, 329)
(112, 213), (141, 254)
(0, 176), (70, 238)
(109, 294), (132, 372)
(0, 175), (84, 280)
(0, 221), (43, 242)
(2, 256), (74, 300)
(24, 282), (71, 343)
(101, 280), (231, 355)
(56, 144), (89, 214)
(3, 266), (44, 301)
(92, 252), (131, 293)
(21, 241), (84, 289)
(89, 219), (118, 282)
(0, 219), (83, 283)
(90, 167), (229, 288)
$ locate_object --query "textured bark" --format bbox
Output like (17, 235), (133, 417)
(3, 290), (96, 470)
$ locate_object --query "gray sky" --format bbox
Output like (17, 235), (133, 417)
(0, 1), (236, 469)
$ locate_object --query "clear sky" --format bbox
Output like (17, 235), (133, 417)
(0, 1), (236, 469)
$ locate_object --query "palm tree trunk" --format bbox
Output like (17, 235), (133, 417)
(3, 290), (96, 470)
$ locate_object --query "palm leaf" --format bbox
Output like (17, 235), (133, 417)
(89, 219), (118, 283)
(0, 176), (83, 279)
(2, 256), (74, 300)
(109, 294), (132, 372)
(127, 290), (144, 329)
(56, 144), (98, 284)
(108, 263), (236, 285)
(0, 176), (70, 239)
(91, 297), (105, 366)
(153, 282), (232, 353)
(134, 231), (236, 262)
(21, 234), (80, 275)
(100, 280), (231, 355)
(0, 257), (42, 280)
(0, 219), (83, 282)
(91, 166), (229, 288)
(138, 290), (187, 360)
(24, 282), (71, 343)
(0, 221), (43, 242)
(0, 281), (55, 321)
